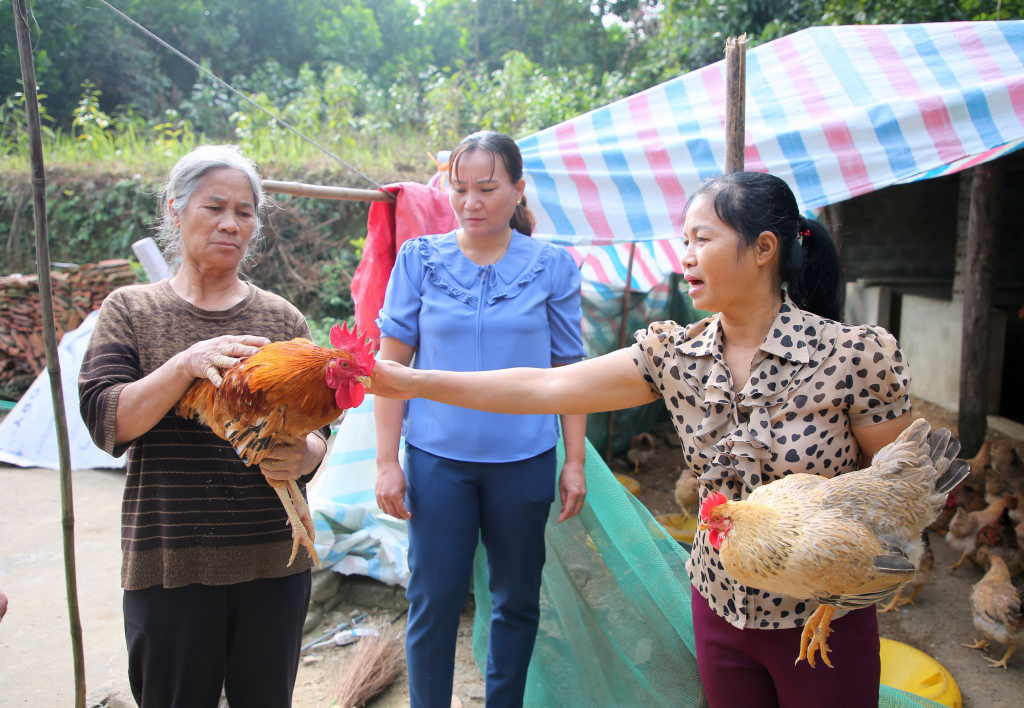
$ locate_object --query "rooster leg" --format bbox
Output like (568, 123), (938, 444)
(895, 585), (924, 608)
(947, 551), (970, 575)
(797, 605), (836, 668)
(877, 591), (904, 613)
(983, 645), (1017, 669)
(632, 460), (641, 475)
(268, 478), (321, 568)
(287, 479), (320, 568)
(963, 637), (991, 651)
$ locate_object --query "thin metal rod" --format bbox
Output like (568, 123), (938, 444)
(724, 34), (748, 175)
(262, 180), (396, 203)
(12, 1), (86, 705)
(93, 0), (383, 189)
(606, 242), (637, 464)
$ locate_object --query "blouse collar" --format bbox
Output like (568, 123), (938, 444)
(681, 293), (812, 365)
(434, 230), (534, 289)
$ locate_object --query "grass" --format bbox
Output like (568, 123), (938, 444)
(0, 125), (436, 185)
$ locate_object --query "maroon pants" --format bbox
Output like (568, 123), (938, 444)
(691, 585), (880, 708)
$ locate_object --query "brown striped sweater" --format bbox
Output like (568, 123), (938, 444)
(79, 280), (329, 590)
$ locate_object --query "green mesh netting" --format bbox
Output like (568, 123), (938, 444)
(471, 437), (945, 708)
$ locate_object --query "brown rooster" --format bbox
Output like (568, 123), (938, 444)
(178, 323), (375, 567)
(975, 507), (1023, 578)
(698, 419), (968, 668)
(965, 555), (1024, 669)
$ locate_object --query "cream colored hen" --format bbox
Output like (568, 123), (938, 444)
(965, 556), (1023, 669)
(699, 419), (968, 668)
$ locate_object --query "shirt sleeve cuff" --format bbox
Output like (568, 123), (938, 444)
(104, 382), (131, 457)
(849, 394), (912, 427)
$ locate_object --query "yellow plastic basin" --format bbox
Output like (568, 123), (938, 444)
(655, 513), (698, 544)
(614, 473), (642, 497)
(879, 638), (961, 708)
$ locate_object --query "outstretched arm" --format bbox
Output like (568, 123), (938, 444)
(368, 348), (659, 415)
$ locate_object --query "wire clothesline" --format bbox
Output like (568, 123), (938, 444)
(91, 0), (384, 190)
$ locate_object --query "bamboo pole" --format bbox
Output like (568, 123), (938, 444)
(606, 242), (637, 464)
(262, 180), (396, 203)
(11, 1), (87, 705)
(958, 161), (1004, 457)
(724, 34), (748, 175)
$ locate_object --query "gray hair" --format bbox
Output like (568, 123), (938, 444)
(156, 145), (266, 269)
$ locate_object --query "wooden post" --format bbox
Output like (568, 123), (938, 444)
(606, 242), (637, 464)
(12, 2), (86, 705)
(724, 34), (748, 175)
(958, 161), (1004, 458)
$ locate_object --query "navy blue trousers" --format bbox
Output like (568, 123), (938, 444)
(404, 444), (556, 708)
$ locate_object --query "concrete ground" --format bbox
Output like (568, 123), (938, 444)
(0, 464), (483, 708)
(3, 425), (1023, 707)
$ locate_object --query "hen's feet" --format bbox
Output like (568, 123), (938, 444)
(797, 605), (836, 668)
(878, 592), (903, 613)
(984, 647), (1016, 669)
(963, 637), (991, 651)
(270, 478), (321, 567)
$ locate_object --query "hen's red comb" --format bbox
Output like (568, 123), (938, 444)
(700, 491), (728, 522)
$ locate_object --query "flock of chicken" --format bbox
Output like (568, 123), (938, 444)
(669, 430), (1024, 670)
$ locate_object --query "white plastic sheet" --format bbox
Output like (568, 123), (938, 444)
(0, 310), (126, 470)
(309, 394), (410, 587)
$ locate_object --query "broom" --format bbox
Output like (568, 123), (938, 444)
(333, 624), (404, 708)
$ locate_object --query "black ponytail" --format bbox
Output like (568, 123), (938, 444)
(786, 214), (842, 321)
(450, 131), (536, 236)
(685, 172), (843, 321)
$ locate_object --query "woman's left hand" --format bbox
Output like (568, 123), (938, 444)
(557, 459), (587, 522)
(261, 435), (327, 481)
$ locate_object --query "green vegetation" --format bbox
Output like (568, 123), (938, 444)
(0, 0), (1020, 329)
(3, 0), (1019, 174)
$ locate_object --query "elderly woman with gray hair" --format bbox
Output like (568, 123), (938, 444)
(79, 145), (328, 708)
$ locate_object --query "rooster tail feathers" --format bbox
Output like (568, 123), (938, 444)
(928, 427), (971, 496)
(935, 458), (970, 496)
(871, 418), (931, 471)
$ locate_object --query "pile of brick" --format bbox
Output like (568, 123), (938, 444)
(0, 260), (136, 389)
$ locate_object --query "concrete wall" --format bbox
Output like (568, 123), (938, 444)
(899, 295), (1006, 413)
(844, 281), (892, 330)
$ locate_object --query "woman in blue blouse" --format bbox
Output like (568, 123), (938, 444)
(374, 132), (588, 708)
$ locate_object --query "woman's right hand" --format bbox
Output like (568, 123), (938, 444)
(376, 460), (411, 520)
(176, 335), (270, 387)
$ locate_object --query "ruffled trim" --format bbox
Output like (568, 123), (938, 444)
(419, 238), (477, 305)
(485, 244), (551, 306)
(691, 318), (840, 493)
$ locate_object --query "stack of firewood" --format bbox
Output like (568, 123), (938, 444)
(0, 259), (136, 390)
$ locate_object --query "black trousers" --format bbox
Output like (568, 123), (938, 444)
(123, 571), (311, 708)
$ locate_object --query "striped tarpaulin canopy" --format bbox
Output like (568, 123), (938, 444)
(520, 21), (1024, 290)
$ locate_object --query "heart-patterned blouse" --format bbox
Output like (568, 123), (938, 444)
(629, 294), (911, 629)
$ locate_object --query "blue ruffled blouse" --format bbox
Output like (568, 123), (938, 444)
(376, 230), (586, 463)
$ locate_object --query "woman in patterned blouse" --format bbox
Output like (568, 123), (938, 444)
(369, 172), (911, 708)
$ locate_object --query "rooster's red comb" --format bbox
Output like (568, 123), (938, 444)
(329, 322), (374, 362)
(700, 491), (728, 522)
